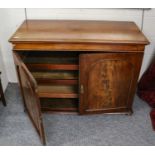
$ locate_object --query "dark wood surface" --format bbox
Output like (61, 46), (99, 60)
(40, 98), (78, 113)
(79, 53), (143, 114)
(13, 53), (27, 111)
(26, 63), (79, 71)
(10, 20), (149, 145)
(19, 62), (46, 145)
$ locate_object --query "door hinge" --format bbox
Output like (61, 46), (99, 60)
(80, 84), (84, 94)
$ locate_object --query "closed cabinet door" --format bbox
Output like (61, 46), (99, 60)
(14, 53), (46, 145)
(79, 53), (143, 114)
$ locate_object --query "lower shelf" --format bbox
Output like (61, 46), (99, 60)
(40, 98), (79, 112)
(38, 85), (78, 98)
(32, 70), (78, 85)
(32, 70), (78, 80)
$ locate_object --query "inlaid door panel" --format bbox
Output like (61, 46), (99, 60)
(79, 53), (143, 114)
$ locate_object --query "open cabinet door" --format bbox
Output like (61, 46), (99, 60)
(18, 61), (46, 145)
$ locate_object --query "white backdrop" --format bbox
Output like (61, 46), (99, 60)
(0, 8), (155, 90)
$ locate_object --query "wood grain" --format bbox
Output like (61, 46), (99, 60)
(19, 62), (46, 145)
(10, 20), (149, 145)
(79, 53), (143, 114)
(26, 64), (79, 71)
(38, 85), (78, 98)
(12, 43), (146, 51)
(9, 20), (149, 45)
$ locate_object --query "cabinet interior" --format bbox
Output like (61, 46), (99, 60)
(18, 51), (80, 113)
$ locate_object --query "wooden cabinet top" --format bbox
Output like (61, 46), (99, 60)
(9, 20), (149, 45)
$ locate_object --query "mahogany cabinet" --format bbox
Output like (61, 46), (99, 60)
(9, 20), (149, 145)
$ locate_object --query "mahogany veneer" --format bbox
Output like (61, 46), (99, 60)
(9, 20), (149, 145)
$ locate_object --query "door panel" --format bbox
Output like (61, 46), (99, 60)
(79, 53), (143, 114)
(13, 53), (27, 111)
(19, 62), (46, 145)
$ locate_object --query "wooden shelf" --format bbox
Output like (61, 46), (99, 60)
(32, 71), (78, 79)
(21, 51), (79, 65)
(32, 71), (78, 85)
(37, 79), (78, 85)
(27, 64), (79, 71)
(38, 85), (78, 98)
(24, 56), (78, 64)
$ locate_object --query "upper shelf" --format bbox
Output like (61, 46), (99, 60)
(9, 20), (149, 45)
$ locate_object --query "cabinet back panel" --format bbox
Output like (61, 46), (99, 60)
(40, 98), (78, 112)
(19, 51), (79, 64)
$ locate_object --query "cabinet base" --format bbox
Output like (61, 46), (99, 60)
(41, 108), (133, 115)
